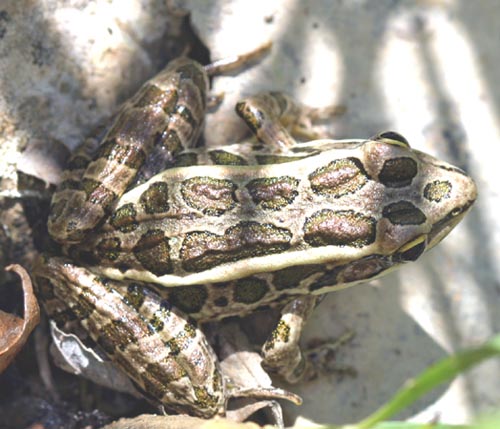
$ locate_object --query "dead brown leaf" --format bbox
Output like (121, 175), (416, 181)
(0, 264), (40, 373)
(101, 414), (272, 429)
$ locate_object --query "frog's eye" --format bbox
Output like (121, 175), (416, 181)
(395, 234), (426, 262)
(373, 131), (410, 149)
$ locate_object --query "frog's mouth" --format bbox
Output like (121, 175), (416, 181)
(427, 197), (476, 250)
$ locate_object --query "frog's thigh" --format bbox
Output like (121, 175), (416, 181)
(262, 295), (317, 383)
(34, 258), (225, 417)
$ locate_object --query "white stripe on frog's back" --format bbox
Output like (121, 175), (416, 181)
(68, 136), (476, 290)
(48, 58), (209, 244)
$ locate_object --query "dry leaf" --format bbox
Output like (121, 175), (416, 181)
(101, 414), (273, 429)
(0, 264), (40, 373)
(49, 321), (140, 397)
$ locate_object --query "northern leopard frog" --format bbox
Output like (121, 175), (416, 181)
(33, 55), (477, 418)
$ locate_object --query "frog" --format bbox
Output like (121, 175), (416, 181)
(33, 50), (477, 417)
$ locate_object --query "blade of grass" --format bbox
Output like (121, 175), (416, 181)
(339, 335), (500, 429)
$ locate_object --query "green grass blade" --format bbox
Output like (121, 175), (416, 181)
(339, 334), (500, 429)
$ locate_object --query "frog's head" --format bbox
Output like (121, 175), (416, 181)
(365, 131), (477, 262)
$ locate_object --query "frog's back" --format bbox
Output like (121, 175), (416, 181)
(66, 135), (476, 322)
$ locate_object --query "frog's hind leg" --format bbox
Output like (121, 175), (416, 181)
(34, 257), (225, 417)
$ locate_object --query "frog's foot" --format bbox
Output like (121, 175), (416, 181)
(203, 41), (272, 76)
(261, 295), (317, 383)
(291, 103), (347, 141)
(303, 331), (357, 381)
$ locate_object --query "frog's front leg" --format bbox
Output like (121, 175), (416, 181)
(235, 92), (338, 151)
(33, 256), (225, 418)
(261, 295), (318, 383)
(235, 92), (300, 150)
